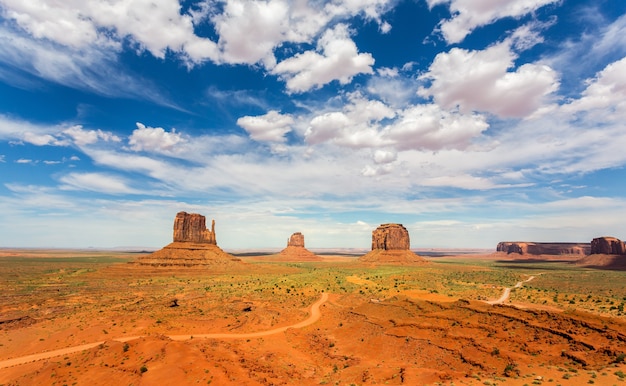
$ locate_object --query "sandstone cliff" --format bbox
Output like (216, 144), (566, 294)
(371, 223), (411, 250)
(590, 237), (626, 255)
(496, 242), (590, 256)
(173, 211), (216, 244)
(287, 232), (305, 247)
(360, 224), (425, 263)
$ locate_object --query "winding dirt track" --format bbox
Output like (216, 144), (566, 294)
(0, 292), (329, 370)
(486, 276), (536, 305)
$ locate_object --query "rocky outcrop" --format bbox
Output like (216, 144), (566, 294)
(371, 223), (411, 250)
(590, 237), (626, 255)
(360, 224), (425, 263)
(287, 232), (305, 247)
(173, 211), (216, 244)
(134, 212), (240, 267)
(276, 232), (321, 261)
(496, 242), (590, 256)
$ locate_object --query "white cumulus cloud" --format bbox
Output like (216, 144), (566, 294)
(562, 56), (626, 117)
(237, 110), (294, 142)
(382, 104), (489, 151)
(418, 42), (559, 118)
(272, 24), (375, 93)
(305, 92), (394, 147)
(128, 123), (186, 153)
(63, 126), (121, 146)
(428, 0), (560, 44)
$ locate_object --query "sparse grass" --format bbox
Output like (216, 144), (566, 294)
(2, 249), (626, 385)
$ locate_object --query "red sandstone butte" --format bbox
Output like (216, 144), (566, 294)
(134, 211), (240, 267)
(277, 232), (321, 261)
(590, 236), (626, 255)
(360, 224), (425, 263)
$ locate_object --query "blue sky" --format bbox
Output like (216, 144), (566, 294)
(1, 0), (625, 250)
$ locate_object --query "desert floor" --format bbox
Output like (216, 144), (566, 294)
(1, 249), (626, 385)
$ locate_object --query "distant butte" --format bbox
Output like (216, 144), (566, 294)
(134, 211), (241, 267)
(276, 232), (321, 261)
(590, 236), (626, 255)
(496, 241), (590, 256)
(359, 224), (426, 263)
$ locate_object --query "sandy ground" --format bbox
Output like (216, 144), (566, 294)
(1, 250), (626, 385)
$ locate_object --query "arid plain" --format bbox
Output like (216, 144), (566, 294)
(1, 248), (626, 386)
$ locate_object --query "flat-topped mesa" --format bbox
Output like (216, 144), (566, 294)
(496, 242), (590, 256)
(173, 211), (216, 244)
(590, 237), (626, 255)
(360, 224), (425, 263)
(371, 223), (410, 250)
(287, 232), (305, 247)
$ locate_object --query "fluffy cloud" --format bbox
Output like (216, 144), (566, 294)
(304, 92), (394, 147)
(272, 24), (375, 93)
(63, 126), (121, 146)
(382, 104), (489, 151)
(418, 42), (559, 117)
(22, 132), (67, 146)
(213, 0), (291, 67)
(562, 56), (626, 117)
(303, 92), (488, 152)
(0, 0), (392, 69)
(128, 123), (186, 153)
(237, 110), (294, 142)
(0, 0), (218, 63)
(373, 149), (397, 164)
(427, 0), (560, 44)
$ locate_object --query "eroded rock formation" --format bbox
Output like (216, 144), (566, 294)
(590, 237), (626, 255)
(276, 232), (321, 261)
(496, 242), (590, 256)
(371, 223), (411, 250)
(287, 232), (305, 247)
(360, 224), (425, 263)
(173, 211), (216, 244)
(134, 212), (240, 267)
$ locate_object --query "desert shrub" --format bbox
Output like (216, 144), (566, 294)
(504, 362), (519, 377)
(140, 365), (148, 373)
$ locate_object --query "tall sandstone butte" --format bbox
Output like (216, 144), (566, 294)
(173, 211), (216, 244)
(590, 237), (626, 255)
(371, 223), (411, 250)
(276, 232), (321, 261)
(287, 232), (305, 247)
(360, 224), (425, 263)
(134, 211), (240, 267)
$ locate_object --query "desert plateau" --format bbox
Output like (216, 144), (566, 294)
(1, 215), (626, 385)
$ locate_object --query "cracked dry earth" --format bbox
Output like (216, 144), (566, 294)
(3, 293), (626, 385)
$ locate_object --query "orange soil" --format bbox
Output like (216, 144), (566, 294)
(1, 254), (626, 385)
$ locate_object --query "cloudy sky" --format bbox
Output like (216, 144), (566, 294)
(1, 0), (625, 250)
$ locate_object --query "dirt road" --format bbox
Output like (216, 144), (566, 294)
(486, 276), (536, 305)
(0, 292), (329, 369)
